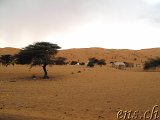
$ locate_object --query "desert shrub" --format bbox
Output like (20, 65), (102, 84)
(79, 62), (85, 65)
(88, 57), (106, 66)
(87, 61), (94, 67)
(143, 57), (160, 70)
(134, 58), (137, 61)
(54, 57), (67, 65)
(0, 54), (15, 67)
(97, 59), (106, 65)
(70, 61), (78, 65)
(88, 57), (99, 64)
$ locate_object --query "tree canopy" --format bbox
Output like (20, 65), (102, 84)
(15, 42), (61, 79)
(0, 54), (15, 67)
(143, 57), (160, 70)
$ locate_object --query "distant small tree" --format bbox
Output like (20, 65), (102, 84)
(143, 57), (160, 70)
(15, 42), (61, 79)
(88, 57), (106, 66)
(87, 61), (94, 67)
(54, 57), (67, 65)
(0, 54), (15, 67)
(97, 59), (106, 66)
(89, 57), (99, 64)
(70, 61), (78, 65)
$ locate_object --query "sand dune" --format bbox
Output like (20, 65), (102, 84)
(0, 47), (20, 55)
(57, 48), (160, 64)
(0, 47), (160, 64)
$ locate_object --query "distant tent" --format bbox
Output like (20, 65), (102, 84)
(112, 62), (126, 69)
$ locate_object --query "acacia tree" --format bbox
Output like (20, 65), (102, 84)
(0, 54), (15, 67)
(15, 42), (61, 79)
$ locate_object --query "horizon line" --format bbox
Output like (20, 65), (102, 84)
(1, 46), (160, 51)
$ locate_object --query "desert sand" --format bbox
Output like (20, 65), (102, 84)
(0, 65), (160, 120)
(0, 47), (160, 120)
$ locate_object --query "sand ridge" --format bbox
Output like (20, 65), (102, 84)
(0, 47), (160, 64)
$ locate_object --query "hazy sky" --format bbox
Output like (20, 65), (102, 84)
(0, 0), (160, 49)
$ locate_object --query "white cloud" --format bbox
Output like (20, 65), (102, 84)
(43, 19), (160, 50)
(0, 39), (9, 48)
(0, 0), (160, 49)
(143, 0), (160, 5)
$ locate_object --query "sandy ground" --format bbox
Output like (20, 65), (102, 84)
(0, 65), (160, 120)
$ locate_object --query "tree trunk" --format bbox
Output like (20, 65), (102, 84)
(42, 64), (49, 79)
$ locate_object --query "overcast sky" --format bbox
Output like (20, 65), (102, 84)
(0, 0), (160, 49)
